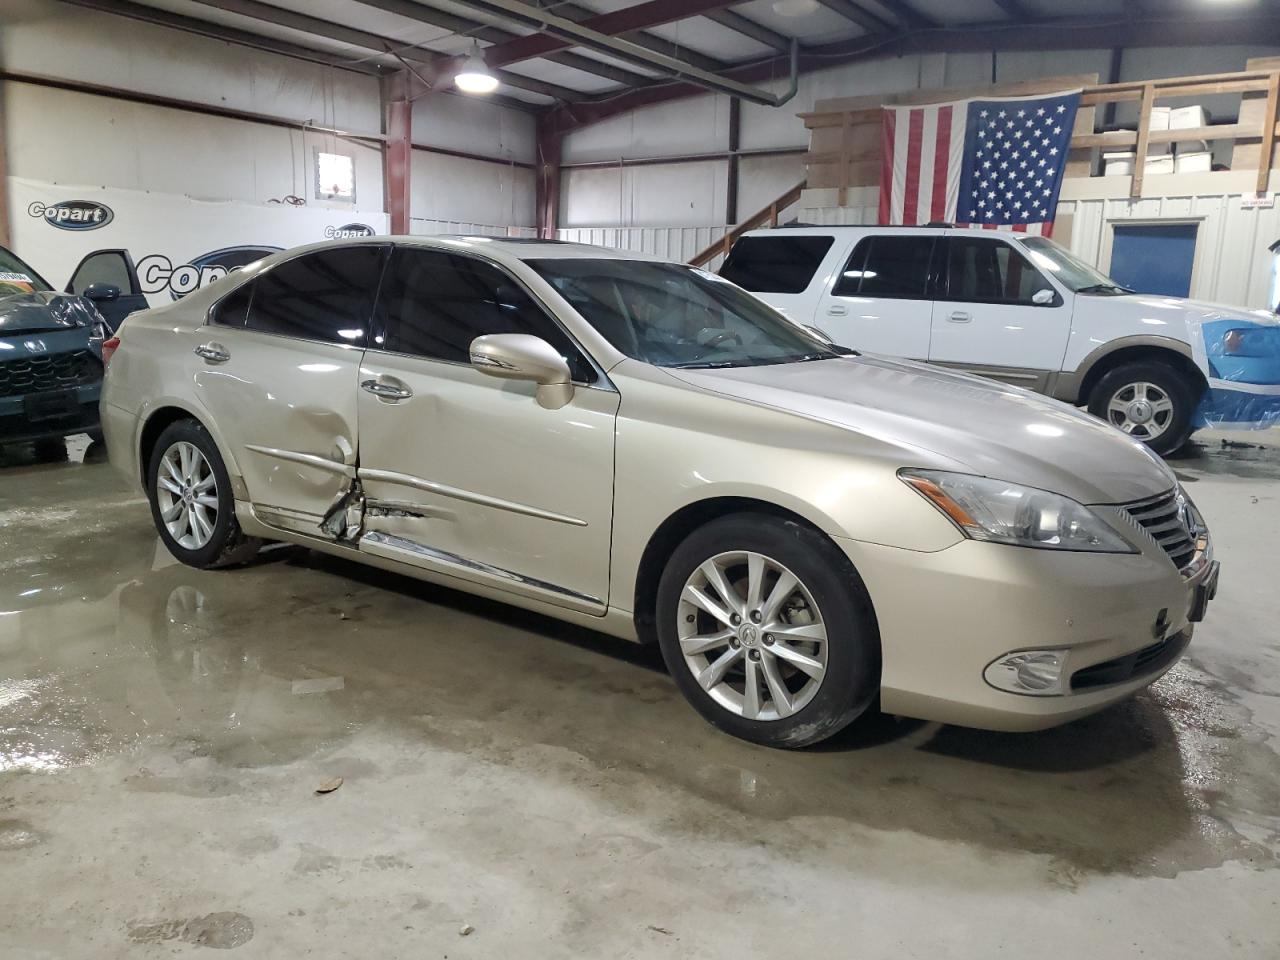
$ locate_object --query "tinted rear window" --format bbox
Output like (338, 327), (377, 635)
(720, 235), (834, 294)
(245, 246), (385, 346)
(834, 236), (935, 299)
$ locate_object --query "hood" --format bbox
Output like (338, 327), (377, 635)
(0, 289), (100, 336)
(1075, 291), (1278, 335)
(667, 354), (1177, 505)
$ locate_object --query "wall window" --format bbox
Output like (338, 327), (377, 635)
(834, 236), (936, 299)
(315, 150), (356, 202)
(244, 246), (384, 345)
(944, 237), (1055, 304)
(377, 249), (594, 383)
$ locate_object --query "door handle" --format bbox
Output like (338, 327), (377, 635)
(361, 379), (413, 401)
(194, 342), (231, 363)
(947, 311), (972, 323)
(827, 304), (849, 316)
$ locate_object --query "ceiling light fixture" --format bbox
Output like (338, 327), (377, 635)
(773, 0), (820, 15)
(455, 42), (499, 95)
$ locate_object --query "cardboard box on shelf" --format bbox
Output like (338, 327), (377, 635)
(1169, 105), (1211, 129)
(1175, 151), (1213, 173)
(1145, 154), (1175, 175)
(1103, 151), (1135, 175)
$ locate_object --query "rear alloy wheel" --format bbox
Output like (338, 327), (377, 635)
(155, 441), (219, 550)
(148, 419), (261, 568)
(1087, 360), (1198, 457)
(656, 514), (879, 749)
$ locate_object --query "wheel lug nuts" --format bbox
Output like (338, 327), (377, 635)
(748, 650), (761, 661)
(764, 634), (775, 645)
(730, 638), (740, 648)
(750, 610), (761, 623)
(731, 613), (741, 625)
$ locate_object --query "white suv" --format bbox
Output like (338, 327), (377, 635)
(722, 226), (1233, 455)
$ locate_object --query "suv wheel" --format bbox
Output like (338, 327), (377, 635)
(1087, 360), (1199, 456)
(655, 513), (880, 749)
(147, 419), (261, 568)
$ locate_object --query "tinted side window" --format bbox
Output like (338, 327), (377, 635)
(211, 283), (253, 328)
(720, 235), (834, 294)
(245, 246), (385, 345)
(945, 238), (1056, 304)
(834, 236), (934, 299)
(377, 249), (594, 383)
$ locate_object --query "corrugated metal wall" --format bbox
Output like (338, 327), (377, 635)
(1058, 194), (1280, 309)
(555, 225), (730, 264)
(411, 219), (538, 238)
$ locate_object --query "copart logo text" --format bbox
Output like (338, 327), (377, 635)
(325, 223), (376, 239)
(138, 244), (281, 300)
(28, 200), (114, 231)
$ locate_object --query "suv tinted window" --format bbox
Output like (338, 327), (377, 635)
(244, 246), (385, 345)
(377, 249), (594, 383)
(834, 236), (935, 299)
(720, 235), (834, 294)
(945, 237), (1056, 304)
(211, 283), (253, 328)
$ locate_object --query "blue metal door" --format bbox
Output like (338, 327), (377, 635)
(1109, 222), (1198, 298)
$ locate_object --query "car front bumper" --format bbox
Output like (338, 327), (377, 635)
(0, 381), (102, 443)
(837, 534), (1218, 732)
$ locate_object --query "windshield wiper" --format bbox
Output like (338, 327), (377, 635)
(671, 359), (742, 369)
(1076, 283), (1133, 295)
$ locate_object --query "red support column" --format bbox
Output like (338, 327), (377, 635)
(535, 115), (562, 240)
(383, 70), (412, 236)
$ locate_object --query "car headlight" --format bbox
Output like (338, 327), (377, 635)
(899, 469), (1136, 553)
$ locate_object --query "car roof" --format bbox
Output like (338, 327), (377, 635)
(257, 234), (677, 267)
(739, 225), (1032, 239)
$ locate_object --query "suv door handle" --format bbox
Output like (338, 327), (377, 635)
(361, 379), (413, 402)
(947, 311), (972, 323)
(827, 304), (848, 316)
(194, 342), (231, 363)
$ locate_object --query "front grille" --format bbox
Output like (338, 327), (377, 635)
(1071, 630), (1190, 690)
(0, 349), (102, 398)
(1121, 488), (1197, 571)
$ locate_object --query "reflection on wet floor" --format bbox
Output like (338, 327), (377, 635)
(2, 432), (1279, 895)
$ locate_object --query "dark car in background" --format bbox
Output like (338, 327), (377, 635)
(0, 244), (114, 447)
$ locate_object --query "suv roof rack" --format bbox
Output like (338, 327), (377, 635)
(765, 222), (956, 230)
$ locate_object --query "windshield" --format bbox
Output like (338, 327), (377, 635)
(0, 246), (52, 296)
(1020, 237), (1129, 294)
(527, 259), (844, 369)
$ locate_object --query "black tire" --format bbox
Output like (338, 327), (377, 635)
(147, 419), (261, 568)
(1086, 360), (1200, 457)
(655, 513), (880, 749)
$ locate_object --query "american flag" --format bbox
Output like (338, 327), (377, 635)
(878, 91), (1081, 236)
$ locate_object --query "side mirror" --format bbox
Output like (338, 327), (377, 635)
(1032, 288), (1056, 306)
(82, 282), (121, 302)
(470, 333), (574, 409)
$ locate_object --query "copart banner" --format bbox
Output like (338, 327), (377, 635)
(7, 177), (388, 307)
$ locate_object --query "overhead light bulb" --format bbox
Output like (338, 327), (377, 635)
(455, 42), (498, 95)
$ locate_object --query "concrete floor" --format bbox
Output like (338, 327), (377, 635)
(2, 433), (1279, 959)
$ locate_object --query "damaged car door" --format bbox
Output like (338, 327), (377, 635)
(352, 247), (619, 615)
(193, 244), (388, 537)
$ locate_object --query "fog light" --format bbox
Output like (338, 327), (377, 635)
(984, 650), (1068, 697)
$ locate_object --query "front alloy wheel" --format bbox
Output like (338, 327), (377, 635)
(1104, 381), (1175, 443)
(678, 551), (827, 721)
(656, 513), (879, 749)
